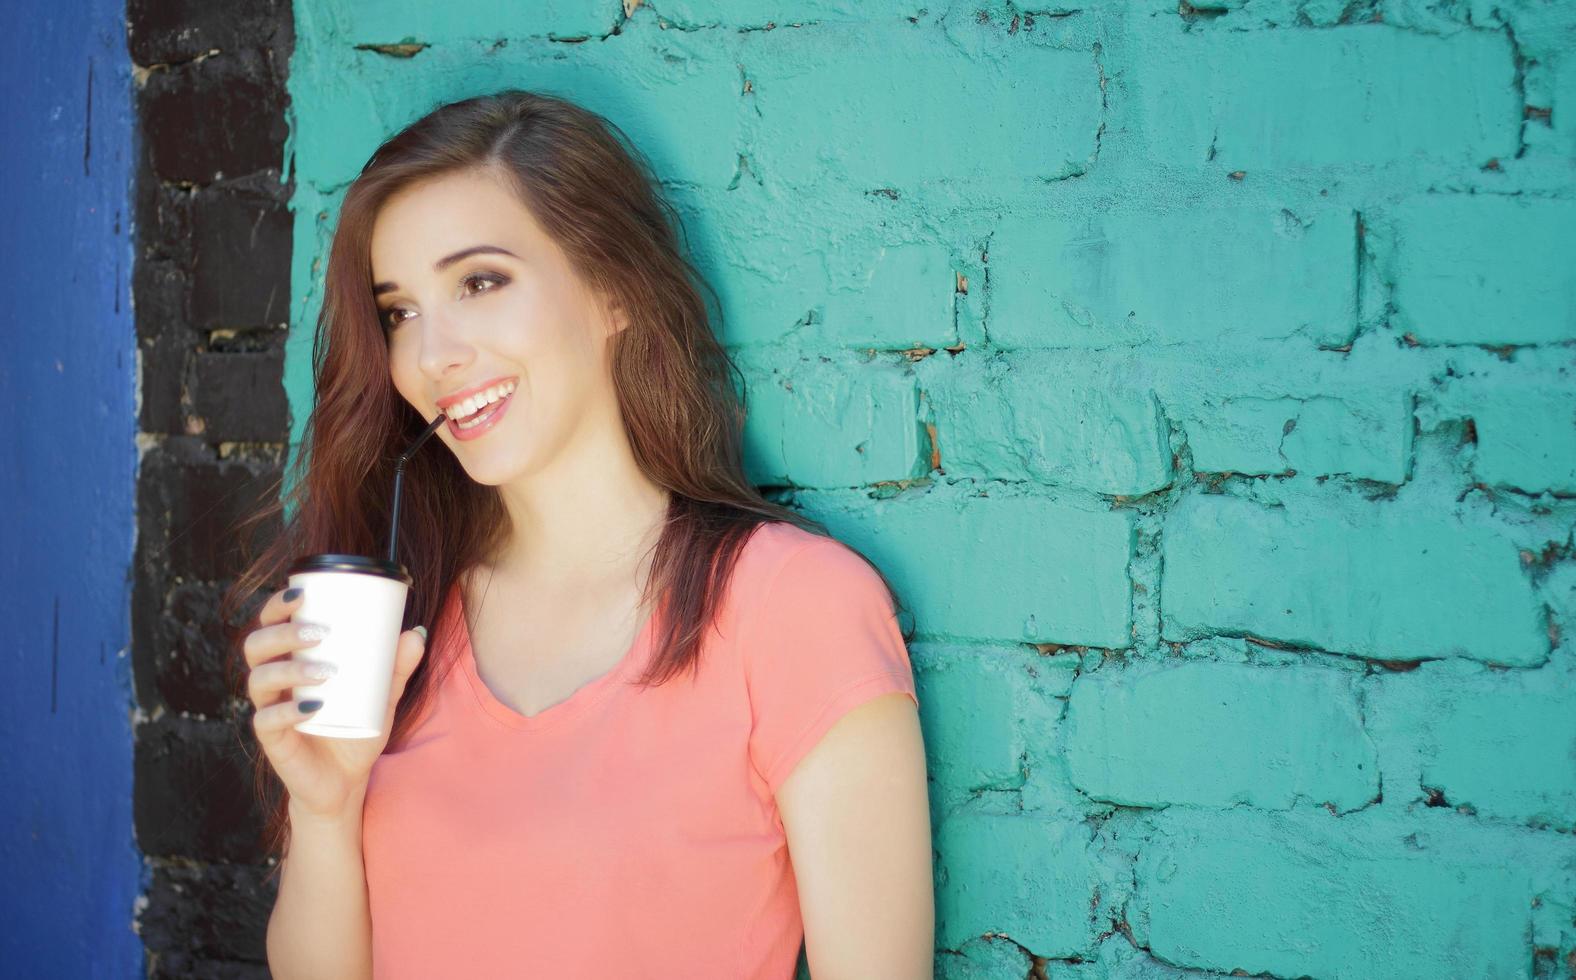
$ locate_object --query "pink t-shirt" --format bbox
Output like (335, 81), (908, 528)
(360, 521), (919, 978)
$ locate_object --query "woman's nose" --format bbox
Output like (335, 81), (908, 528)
(416, 311), (475, 379)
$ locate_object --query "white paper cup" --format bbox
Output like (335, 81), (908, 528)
(285, 554), (413, 739)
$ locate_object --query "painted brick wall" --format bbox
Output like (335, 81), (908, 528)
(126, 0), (295, 975)
(283, 2), (1576, 977)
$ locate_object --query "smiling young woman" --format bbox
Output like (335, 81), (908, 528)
(219, 90), (933, 979)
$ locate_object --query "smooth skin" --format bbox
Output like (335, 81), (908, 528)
(366, 163), (935, 974)
(777, 691), (935, 979)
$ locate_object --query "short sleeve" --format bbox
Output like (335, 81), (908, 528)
(741, 538), (919, 797)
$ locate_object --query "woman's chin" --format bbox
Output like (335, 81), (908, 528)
(458, 461), (520, 488)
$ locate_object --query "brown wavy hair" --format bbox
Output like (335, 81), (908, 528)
(217, 89), (912, 876)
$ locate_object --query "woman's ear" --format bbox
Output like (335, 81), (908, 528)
(604, 294), (631, 335)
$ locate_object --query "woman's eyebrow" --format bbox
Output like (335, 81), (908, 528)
(373, 244), (520, 295)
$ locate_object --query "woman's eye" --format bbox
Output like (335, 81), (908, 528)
(378, 272), (501, 330)
(462, 272), (507, 296)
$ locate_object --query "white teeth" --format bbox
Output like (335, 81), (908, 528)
(450, 381), (515, 423)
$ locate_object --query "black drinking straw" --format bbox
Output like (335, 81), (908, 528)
(387, 412), (448, 565)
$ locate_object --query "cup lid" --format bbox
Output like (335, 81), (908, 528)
(287, 553), (413, 586)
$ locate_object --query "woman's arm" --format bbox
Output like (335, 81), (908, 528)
(777, 691), (935, 979)
(266, 793), (375, 980)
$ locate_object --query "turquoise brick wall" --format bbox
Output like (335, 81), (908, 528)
(284, 2), (1576, 976)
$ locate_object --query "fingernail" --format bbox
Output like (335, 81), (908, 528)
(298, 699), (323, 713)
(303, 661), (337, 681)
(283, 587), (302, 602)
(299, 624), (330, 643)
(413, 625), (428, 642)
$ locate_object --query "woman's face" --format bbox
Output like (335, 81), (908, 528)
(370, 166), (626, 486)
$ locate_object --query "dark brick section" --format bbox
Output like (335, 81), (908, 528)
(133, 262), (195, 433)
(126, 0), (289, 66)
(147, 953), (271, 980)
(135, 436), (284, 583)
(139, 51), (291, 186)
(191, 348), (289, 442)
(190, 178), (293, 330)
(159, 579), (245, 715)
(128, 0), (295, 972)
(131, 441), (283, 713)
(135, 714), (269, 862)
(141, 862), (276, 979)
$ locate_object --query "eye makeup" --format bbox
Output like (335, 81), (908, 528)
(378, 270), (510, 331)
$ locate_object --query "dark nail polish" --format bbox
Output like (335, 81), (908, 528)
(298, 699), (323, 713)
(283, 587), (303, 602)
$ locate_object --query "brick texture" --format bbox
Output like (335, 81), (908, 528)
(128, 0), (294, 973)
(260, 2), (1576, 977)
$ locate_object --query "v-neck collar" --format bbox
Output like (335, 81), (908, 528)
(451, 582), (657, 733)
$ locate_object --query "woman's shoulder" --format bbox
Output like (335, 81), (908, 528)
(732, 521), (884, 610)
(738, 520), (847, 573)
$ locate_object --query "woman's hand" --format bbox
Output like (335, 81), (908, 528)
(242, 587), (428, 820)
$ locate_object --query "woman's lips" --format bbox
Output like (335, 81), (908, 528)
(446, 390), (513, 441)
